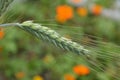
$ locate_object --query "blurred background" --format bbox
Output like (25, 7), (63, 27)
(0, 0), (120, 80)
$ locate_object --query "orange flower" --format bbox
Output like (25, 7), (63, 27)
(72, 0), (82, 3)
(91, 5), (102, 15)
(56, 5), (73, 23)
(33, 75), (44, 80)
(73, 65), (90, 76)
(77, 7), (88, 17)
(0, 28), (4, 39)
(64, 74), (76, 80)
(15, 72), (25, 79)
(56, 15), (68, 23)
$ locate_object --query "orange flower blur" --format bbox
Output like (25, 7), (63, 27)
(91, 5), (102, 15)
(73, 65), (90, 76)
(56, 5), (73, 23)
(64, 74), (76, 80)
(77, 7), (88, 17)
(0, 28), (4, 39)
(56, 15), (68, 23)
(72, 0), (82, 3)
(15, 72), (25, 79)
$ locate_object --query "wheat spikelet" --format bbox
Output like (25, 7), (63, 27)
(0, 0), (14, 16)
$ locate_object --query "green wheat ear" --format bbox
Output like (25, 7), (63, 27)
(0, 0), (14, 16)
(0, 21), (90, 56)
(20, 21), (90, 55)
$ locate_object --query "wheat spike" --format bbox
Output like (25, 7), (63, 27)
(0, 21), (89, 56)
(20, 21), (89, 55)
(0, 0), (14, 16)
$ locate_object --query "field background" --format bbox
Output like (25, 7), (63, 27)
(0, 0), (120, 80)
